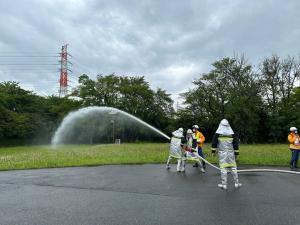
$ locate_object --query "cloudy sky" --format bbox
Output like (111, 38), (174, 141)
(0, 0), (300, 102)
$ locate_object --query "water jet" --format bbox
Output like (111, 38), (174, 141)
(51, 106), (170, 145)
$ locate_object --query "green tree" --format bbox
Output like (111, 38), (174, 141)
(0, 81), (80, 145)
(181, 56), (262, 142)
(73, 74), (174, 135)
(260, 55), (300, 142)
(150, 88), (174, 132)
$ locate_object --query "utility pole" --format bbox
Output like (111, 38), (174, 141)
(111, 119), (115, 143)
(59, 44), (69, 97)
(109, 110), (118, 143)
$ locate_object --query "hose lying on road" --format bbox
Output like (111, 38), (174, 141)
(190, 148), (300, 175)
(237, 168), (300, 175)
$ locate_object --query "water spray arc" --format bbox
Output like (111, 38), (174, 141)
(51, 106), (170, 145)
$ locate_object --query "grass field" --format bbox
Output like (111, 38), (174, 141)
(0, 143), (292, 171)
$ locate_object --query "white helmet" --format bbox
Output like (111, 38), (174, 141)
(192, 125), (199, 130)
(172, 128), (184, 138)
(220, 119), (230, 126)
(216, 119), (234, 135)
(290, 127), (297, 132)
(186, 129), (193, 134)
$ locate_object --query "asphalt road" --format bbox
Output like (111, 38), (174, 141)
(0, 164), (299, 225)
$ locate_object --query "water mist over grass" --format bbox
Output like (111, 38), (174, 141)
(51, 106), (170, 145)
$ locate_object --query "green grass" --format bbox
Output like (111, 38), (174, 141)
(0, 143), (292, 171)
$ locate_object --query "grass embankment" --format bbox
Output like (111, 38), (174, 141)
(0, 143), (291, 171)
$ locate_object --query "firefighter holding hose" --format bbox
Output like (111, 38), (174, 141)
(211, 119), (242, 190)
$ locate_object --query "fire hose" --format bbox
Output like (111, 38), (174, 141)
(191, 148), (300, 175)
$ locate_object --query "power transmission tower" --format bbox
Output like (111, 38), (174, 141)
(59, 44), (69, 97)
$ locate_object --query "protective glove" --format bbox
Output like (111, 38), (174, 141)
(191, 148), (197, 153)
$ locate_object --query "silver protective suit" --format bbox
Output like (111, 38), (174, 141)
(218, 136), (237, 169)
(166, 129), (184, 171)
(217, 136), (239, 185)
(169, 136), (183, 159)
(214, 119), (240, 187)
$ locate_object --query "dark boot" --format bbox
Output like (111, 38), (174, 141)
(290, 165), (295, 169)
(290, 160), (294, 169)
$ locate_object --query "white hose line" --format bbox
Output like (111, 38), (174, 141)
(237, 168), (300, 175)
(199, 156), (221, 171)
(190, 148), (300, 175)
(189, 148), (221, 171)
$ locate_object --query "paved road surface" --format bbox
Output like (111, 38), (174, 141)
(0, 164), (299, 225)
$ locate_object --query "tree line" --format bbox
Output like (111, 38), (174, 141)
(0, 54), (299, 145)
(178, 55), (300, 143)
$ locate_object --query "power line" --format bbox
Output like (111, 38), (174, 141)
(0, 63), (60, 66)
(0, 69), (58, 71)
(0, 50), (59, 53)
(68, 79), (78, 84)
(0, 55), (59, 57)
(0, 62), (58, 65)
(0, 68), (59, 71)
(68, 73), (79, 79)
(0, 73), (57, 76)
(0, 46), (81, 96)
(71, 56), (94, 75)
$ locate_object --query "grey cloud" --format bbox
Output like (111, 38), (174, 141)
(0, 0), (300, 98)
